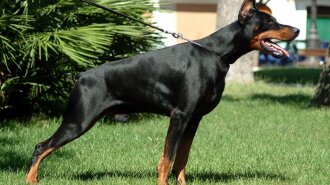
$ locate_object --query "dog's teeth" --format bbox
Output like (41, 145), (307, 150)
(274, 51), (283, 56)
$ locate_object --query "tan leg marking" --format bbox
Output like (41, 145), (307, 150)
(157, 153), (171, 185)
(26, 148), (56, 184)
(172, 138), (192, 185)
(173, 118), (200, 185)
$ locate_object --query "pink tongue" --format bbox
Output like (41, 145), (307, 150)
(270, 43), (290, 57)
(266, 42), (290, 57)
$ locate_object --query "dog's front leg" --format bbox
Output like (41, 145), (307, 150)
(172, 116), (202, 185)
(158, 109), (192, 185)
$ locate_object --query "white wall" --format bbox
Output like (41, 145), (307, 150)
(152, 0), (177, 46)
(159, 0), (216, 4)
(153, 0), (309, 47)
(268, 0), (307, 41)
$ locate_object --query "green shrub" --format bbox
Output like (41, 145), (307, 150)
(0, 0), (162, 118)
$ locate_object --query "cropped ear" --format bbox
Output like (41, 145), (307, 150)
(238, 0), (257, 24)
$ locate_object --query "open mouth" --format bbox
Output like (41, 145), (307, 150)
(260, 39), (289, 58)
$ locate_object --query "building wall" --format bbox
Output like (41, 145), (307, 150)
(161, 0), (216, 4)
(176, 3), (217, 43)
(154, 0), (329, 48)
(153, 1), (217, 46)
(267, 0), (307, 49)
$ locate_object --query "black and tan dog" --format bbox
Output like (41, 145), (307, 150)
(26, 0), (299, 184)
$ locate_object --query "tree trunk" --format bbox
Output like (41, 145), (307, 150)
(311, 45), (330, 107)
(217, 0), (256, 83)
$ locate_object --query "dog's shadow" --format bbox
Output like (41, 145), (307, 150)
(186, 171), (287, 183)
(75, 170), (287, 183)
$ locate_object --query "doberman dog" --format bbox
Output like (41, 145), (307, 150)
(26, 0), (299, 184)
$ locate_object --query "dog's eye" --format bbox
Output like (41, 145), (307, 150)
(265, 17), (277, 25)
(264, 19), (273, 24)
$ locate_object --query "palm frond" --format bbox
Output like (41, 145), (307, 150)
(0, 35), (16, 71)
(1, 0), (163, 115)
(24, 81), (51, 100)
(0, 14), (32, 32)
(23, 23), (146, 68)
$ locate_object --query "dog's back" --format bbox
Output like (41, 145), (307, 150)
(80, 42), (226, 116)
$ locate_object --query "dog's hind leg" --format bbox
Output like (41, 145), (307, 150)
(157, 108), (196, 185)
(172, 116), (202, 185)
(26, 76), (109, 184)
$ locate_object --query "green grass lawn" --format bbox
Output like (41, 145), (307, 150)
(254, 67), (323, 85)
(0, 81), (329, 185)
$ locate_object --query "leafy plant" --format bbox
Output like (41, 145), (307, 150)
(0, 0), (162, 118)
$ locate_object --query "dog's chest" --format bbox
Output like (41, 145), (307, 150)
(196, 76), (226, 115)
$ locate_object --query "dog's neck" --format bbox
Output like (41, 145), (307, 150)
(198, 22), (253, 64)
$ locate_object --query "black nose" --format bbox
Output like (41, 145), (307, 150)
(293, 28), (300, 36)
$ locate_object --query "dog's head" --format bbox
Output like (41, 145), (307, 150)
(238, 0), (300, 58)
